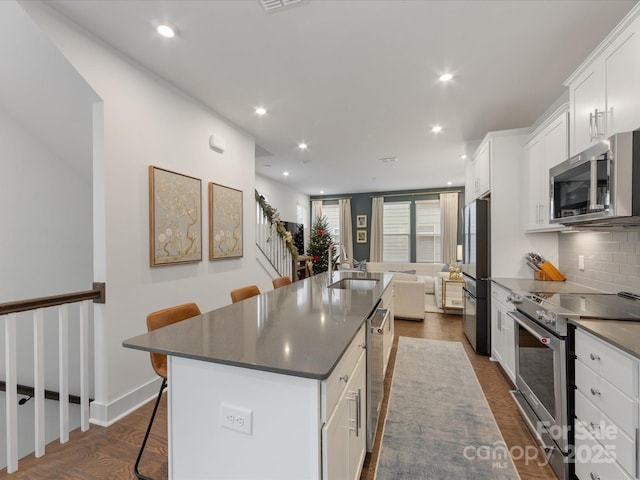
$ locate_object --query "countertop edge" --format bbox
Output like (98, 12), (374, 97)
(122, 320), (367, 381)
(569, 319), (640, 360)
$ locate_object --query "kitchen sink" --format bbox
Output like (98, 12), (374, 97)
(329, 278), (379, 290)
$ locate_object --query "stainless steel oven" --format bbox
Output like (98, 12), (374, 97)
(508, 293), (575, 480)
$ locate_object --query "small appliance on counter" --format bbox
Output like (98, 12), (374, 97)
(525, 252), (565, 281)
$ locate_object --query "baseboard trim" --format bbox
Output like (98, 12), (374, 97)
(89, 377), (163, 427)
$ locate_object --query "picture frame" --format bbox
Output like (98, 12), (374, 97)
(149, 166), (202, 266)
(209, 182), (243, 260)
(356, 230), (367, 243)
(356, 214), (367, 228)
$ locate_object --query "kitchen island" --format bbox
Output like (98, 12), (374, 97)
(123, 271), (392, 480)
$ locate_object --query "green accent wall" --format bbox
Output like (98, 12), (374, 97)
(310, 187), (465, 263)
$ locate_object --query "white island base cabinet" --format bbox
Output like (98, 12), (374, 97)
(167, 324), (366, 480)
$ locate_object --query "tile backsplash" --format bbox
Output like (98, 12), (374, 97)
(558, 230), (640, 294)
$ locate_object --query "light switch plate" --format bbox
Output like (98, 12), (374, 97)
(578, 255), (585, 271)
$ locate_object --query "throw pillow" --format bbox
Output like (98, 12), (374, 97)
(441, 264), (450, 272)
(353, 259), (367, 271)
(390, 269), (417, 275)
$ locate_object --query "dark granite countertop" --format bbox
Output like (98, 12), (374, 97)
(490, 278), (605, 295)
(123, 271), (392, 380)
(570, 319), (640, 360)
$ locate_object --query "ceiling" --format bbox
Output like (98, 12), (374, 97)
(44, 0), (637, 195)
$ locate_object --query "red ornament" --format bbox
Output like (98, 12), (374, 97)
(313, 255), (320, 262)
(317, 229), (324, 236)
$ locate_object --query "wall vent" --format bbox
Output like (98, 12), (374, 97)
(259, 0), (303, 13)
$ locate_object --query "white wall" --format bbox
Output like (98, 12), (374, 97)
(0, 2), (95, 466)
(21, 0), (265, 424)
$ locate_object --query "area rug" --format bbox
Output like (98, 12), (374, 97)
(375, 337), (520, 480)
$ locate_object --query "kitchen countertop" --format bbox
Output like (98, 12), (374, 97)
(123, 271), (392, 380)
(570, 319), (640, 360)
(490, 277), (605, 295)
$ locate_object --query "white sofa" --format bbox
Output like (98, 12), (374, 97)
(366, 262), (446, 320)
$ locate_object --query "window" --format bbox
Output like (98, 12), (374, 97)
(322, 204), (340, 247)
(415, 199), (441, 262)
(383, 202), (410, 261)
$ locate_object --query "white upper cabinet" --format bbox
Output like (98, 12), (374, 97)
(523, 105), (569, 232)
(466, 139), (491, 202)
(567, 8), (640, 156)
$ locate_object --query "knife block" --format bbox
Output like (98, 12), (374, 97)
(537, 261), (566, 281)
(534, 270), (552, 281)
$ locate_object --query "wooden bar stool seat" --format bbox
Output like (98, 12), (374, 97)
(230, 285), (260, 303)
(272, 276), (292, 289)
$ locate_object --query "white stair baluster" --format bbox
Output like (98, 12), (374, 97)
(79, 300), (90, 431)
(59, 303), (69, 442)
(34, 308), (45, 457)
(4, 313), (18, 473)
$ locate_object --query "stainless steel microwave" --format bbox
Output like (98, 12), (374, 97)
(549, 130), (640, 226)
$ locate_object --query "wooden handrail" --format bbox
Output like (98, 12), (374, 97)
(0, 282), (106, 316)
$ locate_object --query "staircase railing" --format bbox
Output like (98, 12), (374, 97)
(255, 194), (294, 280)
(0, 282), (105, 474)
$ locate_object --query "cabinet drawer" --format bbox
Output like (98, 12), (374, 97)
(575, 389), (636, 477)
(574, 420), (633, 480)
(490, 282), (511, 307)
(575, 360), (636, 438)
(575, 329), (637, 398)
(322, 325), (366, 422)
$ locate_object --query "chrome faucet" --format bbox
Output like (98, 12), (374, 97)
(328, 242), (341, 276)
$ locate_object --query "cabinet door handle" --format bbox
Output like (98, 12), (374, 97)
(589, 353), (600, 361)
(590, 387), (601, 397)
(356, 388), (361, 434)
(340, 374), (349, 383)
(589, 111), (595, 140)
(358, 343), (367, 349)
(589, 472), (600, 480)
(594, 108), (601, 139)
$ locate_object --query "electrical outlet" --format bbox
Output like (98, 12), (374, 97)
(220, 403), (252, 435)
(578, 255), (585, 271)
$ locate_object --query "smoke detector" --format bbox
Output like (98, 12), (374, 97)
(378, 156), (398, 164)
(259, 0), (303, 13)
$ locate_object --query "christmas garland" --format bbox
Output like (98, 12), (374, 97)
(255, 191), (299, 260)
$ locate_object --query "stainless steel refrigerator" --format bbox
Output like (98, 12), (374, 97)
(461, 198), (490, 355)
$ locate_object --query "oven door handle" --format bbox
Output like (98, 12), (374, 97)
(507, 310), (559, 347)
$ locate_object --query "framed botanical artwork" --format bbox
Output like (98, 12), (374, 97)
(356, 230), (367, 243)
(356, 214), (367, 228)
(149, 166), (202, 266)
(209, 183), (243, 260)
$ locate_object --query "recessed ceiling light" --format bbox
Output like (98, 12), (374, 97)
(431, 125), (443, 133)
(447, 181), (453, 186)
(283, 171), (290, 176)
(439, 73), (453, 82)
(255, 107), (267, 115)
(460, 154), (467, 160)
(320, 190), (325, 194)
(298, 142), (308, 150)
(156, 25), (176, 38)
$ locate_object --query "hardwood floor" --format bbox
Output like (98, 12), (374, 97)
(2, 312), (557, 479)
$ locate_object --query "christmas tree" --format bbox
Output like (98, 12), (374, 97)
(307, 215), (338, 274)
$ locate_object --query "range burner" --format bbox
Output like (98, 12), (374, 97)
(513, 290), (640, 336)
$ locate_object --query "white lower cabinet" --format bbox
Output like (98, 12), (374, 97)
(573, 328), (639, 480)
(322, 350), (366, 480)
(490, 282), (516, 383)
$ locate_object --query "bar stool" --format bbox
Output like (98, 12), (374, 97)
(230, 285), (260, 303)
(272, 276), (292, 289)
(135, 302), (201, 480)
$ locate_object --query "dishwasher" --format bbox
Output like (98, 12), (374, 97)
(366, 305), (389, 452)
